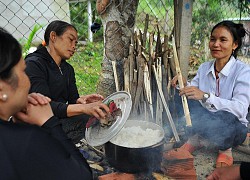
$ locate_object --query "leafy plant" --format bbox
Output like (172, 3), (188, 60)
(22, 24), (43, 57)
(69, 42), (104, 94)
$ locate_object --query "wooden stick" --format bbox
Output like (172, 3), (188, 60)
(172, 35), (192, 127)
(153, 64), (180, 142)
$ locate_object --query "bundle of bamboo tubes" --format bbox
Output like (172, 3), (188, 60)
(123, 15), (177, 128)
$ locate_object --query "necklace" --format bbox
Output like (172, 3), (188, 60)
(214, 63), (220, 79)
(215, 67), (220, 73)
(214, 63), (220, 73)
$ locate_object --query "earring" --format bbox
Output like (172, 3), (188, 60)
(1, 94), (8, 101)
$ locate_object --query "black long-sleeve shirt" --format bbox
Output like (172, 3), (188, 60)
(0, 117), (92, 180)
(240, 162), (250, 179)
(25, 47), (79, 118)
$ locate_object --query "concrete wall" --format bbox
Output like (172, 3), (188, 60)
(0, 0), (70, 44)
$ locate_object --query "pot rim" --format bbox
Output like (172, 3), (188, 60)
(109, 120), (165, 148)
(107, 138), (165, 149)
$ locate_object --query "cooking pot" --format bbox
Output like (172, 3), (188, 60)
(105, 120), (165, 173)
(85, 92), (165, 173)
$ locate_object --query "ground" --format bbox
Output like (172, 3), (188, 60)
(194, 145), (250, 179)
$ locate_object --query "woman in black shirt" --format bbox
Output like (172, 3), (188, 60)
(25, 20), (110, 143)
(0, 27), (93, 179)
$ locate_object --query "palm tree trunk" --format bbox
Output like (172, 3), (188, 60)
(96, 0), (139, 97)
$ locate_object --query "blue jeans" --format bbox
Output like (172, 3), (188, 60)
(169, 92), (247, 150)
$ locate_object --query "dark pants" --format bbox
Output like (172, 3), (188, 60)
(60, 114), (90, 144)
(170, 93), (247, 150)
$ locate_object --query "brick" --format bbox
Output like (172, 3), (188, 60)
(98, 172), (135, 180)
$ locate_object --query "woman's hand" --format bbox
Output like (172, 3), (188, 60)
(171, 75), (187, 88)
(76, 94), (104, 104)
(28, 93), (51, 105)
(82, 101), (110, 119)
(179, 86), (204, 100)
(13, 93), (53, 126)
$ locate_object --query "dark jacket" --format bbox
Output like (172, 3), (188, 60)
(0, 117), (93, 180)
(25, 47), (79, 118)
(241, 162), (250, 179)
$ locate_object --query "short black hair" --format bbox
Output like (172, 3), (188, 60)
(44, 20), (77, 45)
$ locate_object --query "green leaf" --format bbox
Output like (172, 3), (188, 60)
(22, 24), (43, 57)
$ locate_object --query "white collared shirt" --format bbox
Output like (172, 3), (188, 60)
(190, 56), (250, 126)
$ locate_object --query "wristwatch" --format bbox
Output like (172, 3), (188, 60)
(202, 93), (210, 103)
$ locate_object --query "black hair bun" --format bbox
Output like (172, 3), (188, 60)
(237, 23), (246, 38)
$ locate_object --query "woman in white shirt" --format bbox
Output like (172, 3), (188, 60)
(171, 20), (250, 168)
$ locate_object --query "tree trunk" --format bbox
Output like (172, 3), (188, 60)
(96, 0), (139, 97)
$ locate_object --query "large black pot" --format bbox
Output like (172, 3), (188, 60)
(104, 120), (165, 173)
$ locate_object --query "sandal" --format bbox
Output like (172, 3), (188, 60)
(216, 153), (233, 168)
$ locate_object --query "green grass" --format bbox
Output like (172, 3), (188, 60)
(69, 41), (104, 95)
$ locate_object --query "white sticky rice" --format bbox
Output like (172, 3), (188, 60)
(110, 126), (163, 148)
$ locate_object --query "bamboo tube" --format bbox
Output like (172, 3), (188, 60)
(162, 35), (170, 103)
(124, 57), (130, 93)
(112, 61), (119, 92)
(153, 64), (180, 142)
(168, 50), (176, 76)
(163, 35), (169, 69)
(144, 63), (153, 119)
(143, 14), (149, 47)
(155, 23), (163, 60)
(172, 35), (192, 127)
(167, 65), (172, 94)
(129, 44), (135, 101)
(133, 41), (145, 115)
(131, 69), (137, 107)
(156, 58), (163, 126)
(148, 33), (154, 80)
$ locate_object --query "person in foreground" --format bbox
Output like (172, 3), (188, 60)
(207, 161), (250, 180)
(25, 20), (110, 143)
(0, 27), (93, 179)
(171, 20), (250, 168)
